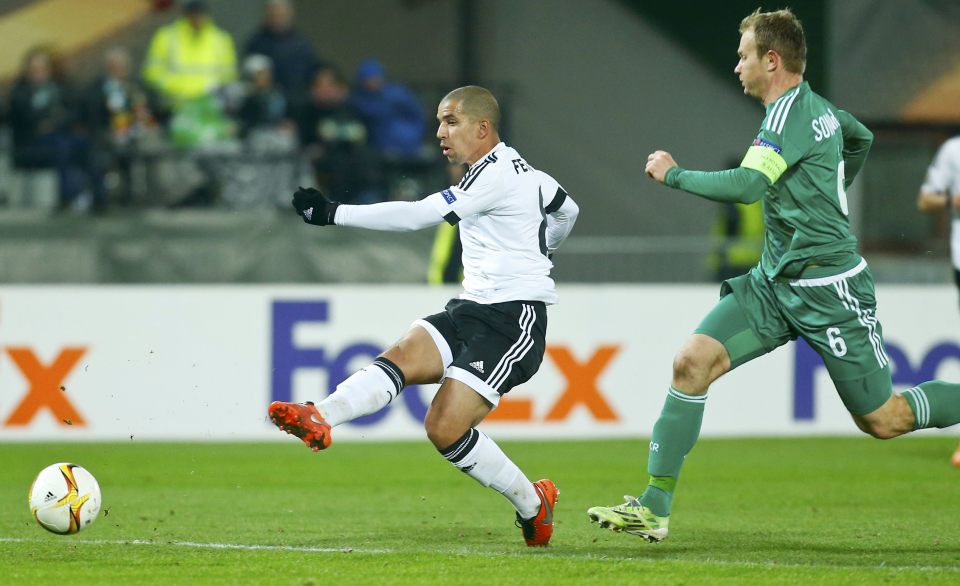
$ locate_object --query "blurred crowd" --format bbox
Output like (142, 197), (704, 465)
(0, 0), (431, 214)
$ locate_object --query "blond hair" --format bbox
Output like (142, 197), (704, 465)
(740, 8), (806, 75)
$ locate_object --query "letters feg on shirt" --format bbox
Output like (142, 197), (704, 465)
(425, 142), (569, 305)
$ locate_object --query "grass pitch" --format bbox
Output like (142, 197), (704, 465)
(2, 437), (959, 585)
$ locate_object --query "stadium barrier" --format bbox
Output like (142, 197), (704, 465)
(1, 285), (957, 441)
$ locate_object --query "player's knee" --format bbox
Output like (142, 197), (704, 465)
(858, 420), (899, 440)
(852, 394), (913, 439)
(853, 413), (903, 440)
(423, 409), (462, 449)
(672, 348), (713, 389)
(671, 335), (728, 389)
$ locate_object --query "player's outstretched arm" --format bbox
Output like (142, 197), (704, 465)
(291, 186), (443, 232)
(645, 150), (769, 204)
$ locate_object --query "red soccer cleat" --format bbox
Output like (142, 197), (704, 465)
(268, 401), (332, 452)
(516, 479), (559, 547)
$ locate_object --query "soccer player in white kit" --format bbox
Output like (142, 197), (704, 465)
(917, 135), (960, 466)
(269, 86), (579, 546)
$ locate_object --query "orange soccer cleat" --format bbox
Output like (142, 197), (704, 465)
(952, 444), (960, 468)
(516, 479), (559, 547)
(268, 401), (332, 452)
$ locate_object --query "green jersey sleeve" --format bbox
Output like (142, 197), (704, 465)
(837, 109), (873, 188)
(664, 166), (769, 204)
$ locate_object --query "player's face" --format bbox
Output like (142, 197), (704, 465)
(436, 99), (479, 165)
(735, 29), (768, 101)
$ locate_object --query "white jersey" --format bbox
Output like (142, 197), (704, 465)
(920, 136), (960, 270)
(425, 142), (571, 304)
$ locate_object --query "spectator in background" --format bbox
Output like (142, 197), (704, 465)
(8, 46), (104, 212)
(709, 159), (763, 281)
(709, 201), (763, 281)
(142, 0), (237, 207)
(350, 58), (425, 159)
(84, 47), (160, 205)
(428, 163), (467, 284)
(244, 0), (320, 108)
(237, 54), (291, 140)
(142, 0), (237, 112)
(296, 66), (381, 204)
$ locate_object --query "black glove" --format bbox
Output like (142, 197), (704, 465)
(292, 186), (340, 226)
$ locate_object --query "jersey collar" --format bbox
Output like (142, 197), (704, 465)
(468, 142), (506, 170)
(766, 81), (808, 111)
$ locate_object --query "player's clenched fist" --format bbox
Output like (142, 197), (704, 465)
(645, 150), (678, 184)
(292, 186), (340, 226)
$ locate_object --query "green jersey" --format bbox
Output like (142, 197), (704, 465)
(744, 81), (873, 279)
(665, 80), (874, 280)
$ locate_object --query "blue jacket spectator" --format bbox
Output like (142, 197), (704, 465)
(244, 0), (320, 107)
(349, 59), (425, 158)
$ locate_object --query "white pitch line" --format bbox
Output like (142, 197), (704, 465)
(2, 537), (959, 573)
(0, 537), (391, 554)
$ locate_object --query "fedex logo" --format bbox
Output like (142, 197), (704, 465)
(0, 346), (88, 427)
(793, 338), (960, 419)
(271, 301), (620, 424)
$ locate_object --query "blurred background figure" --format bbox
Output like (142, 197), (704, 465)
(84, 46), (161, 207)
(917, 135), (960, 314)
(243, 0), (321, 110)
(708, 157), (764, 282)
(142, 0), (236, 116)
(296, 66), (379, 204)
(142, 0), (238, 206)
(916, 135), (960, 468)
(427, 163), (466, 284)
(350, 58), (425, 159)
(709, 201), (763, 281)
(8, 46), (103, 212)
(237, 54), (291, 142)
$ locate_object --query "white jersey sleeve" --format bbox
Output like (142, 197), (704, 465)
(921, 137), (960, 194)
(544, 186), (579, 254)
(334, 199), (443, 231)
(425, 157), (501, 224)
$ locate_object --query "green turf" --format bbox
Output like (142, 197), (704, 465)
(2, 437), (959, 585)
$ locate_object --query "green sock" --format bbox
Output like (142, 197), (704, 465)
(902, 380), (960, 429)
(639, 386), (706, 517)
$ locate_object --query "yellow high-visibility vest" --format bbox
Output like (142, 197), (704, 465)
(143, 17), (237, 105)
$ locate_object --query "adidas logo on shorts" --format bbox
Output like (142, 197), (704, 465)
(469, 360), (484, 374)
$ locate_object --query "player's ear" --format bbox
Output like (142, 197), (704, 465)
(477, 117), (490, 139)
(766, 50), (779, 72)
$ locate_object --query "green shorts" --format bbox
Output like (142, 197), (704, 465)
(695, 260), (892, 415)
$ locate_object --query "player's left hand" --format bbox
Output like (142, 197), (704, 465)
(645, 150), (677, 184)
(292, 186), (340, 226)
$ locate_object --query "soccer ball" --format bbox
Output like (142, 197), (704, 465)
(28, 463), (102, 534)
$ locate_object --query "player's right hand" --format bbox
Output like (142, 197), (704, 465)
(645, 150), (677, 184)
(292, 186), (340, 226)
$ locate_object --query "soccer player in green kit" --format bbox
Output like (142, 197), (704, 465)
(587, 8), (960, 543)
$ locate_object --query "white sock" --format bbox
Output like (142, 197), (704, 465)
(439, 428), (542, 519)
(317, 357), (405, 427)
